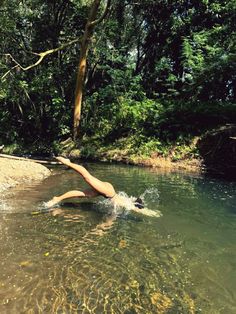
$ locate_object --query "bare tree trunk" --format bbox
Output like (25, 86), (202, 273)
(73, 0), (111, 140)
(73, 19), (93, 140)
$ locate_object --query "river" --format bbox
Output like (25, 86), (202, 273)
(0, 162), (235, 313)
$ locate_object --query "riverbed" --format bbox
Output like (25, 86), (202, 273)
(0, 162), (235, 313)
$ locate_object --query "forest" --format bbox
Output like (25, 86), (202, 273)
(1, 3), (236, 311)
(0, 0), (235, 168)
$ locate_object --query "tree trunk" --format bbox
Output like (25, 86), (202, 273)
(73, 0), (103, 140)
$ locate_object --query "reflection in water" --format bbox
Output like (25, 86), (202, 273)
(0, 163), (236, 313)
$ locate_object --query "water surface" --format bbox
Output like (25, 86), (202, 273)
(0, 163), (236, 313)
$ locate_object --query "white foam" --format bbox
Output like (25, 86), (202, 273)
(41, 201), (59, 209)
(98, 190), (162, 218)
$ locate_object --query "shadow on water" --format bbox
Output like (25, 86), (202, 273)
(0, 163), (236, 313)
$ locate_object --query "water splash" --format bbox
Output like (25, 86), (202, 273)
(0, 196), (16, 213)
(116, 191), (137, 211)
(42, 200), (60, 209)
(97, 190), (162, 218)
(97, 191), (133, 215)
(29, 201), (60, 215)
(139, 187), (160, 207)
(133, 188), (162, 217)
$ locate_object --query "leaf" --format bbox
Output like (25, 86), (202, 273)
(118, 239), (127, 248)
(20, 260), (33, 267)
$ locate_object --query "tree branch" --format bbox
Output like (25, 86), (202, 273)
(0, 153), (60, 165)
(1, 38), (80, 80)
(1, 65), (18, 80)
(90, 0), (111, 27)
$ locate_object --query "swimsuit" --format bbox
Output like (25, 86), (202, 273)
(103, 192), (116, 199)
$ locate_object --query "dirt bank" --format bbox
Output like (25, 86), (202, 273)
(125, 156), (203, 173)
(56, 138), (203, 174)
(67, 148), (203, 174)
(0, 158), (51, 192)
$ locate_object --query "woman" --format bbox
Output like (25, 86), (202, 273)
(46, 157), (158, 217)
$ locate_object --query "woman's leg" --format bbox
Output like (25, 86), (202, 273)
(46, 188), (99, 207)
(56, 157), (116, 197)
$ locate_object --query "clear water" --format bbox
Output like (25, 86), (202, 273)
(0, 163), (236, 313)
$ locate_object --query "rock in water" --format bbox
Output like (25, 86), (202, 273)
(197, 124), (236, 177)
(0, 158), (51, 192)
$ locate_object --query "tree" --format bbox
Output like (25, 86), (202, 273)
(0, 0), (84, 144)
(1, 0), (111, 142)
(0, 0), (235, 151)
(73, 0), (111, 140)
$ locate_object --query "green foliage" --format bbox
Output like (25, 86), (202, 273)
(0, 0), (235, 156)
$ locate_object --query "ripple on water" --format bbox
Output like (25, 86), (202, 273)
(0, 164), (236, 313)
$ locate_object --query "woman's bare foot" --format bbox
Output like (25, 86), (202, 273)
(56, 156), (71, 166)
(45, 196), (60, 208)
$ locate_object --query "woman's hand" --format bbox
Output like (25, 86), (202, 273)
(56, 156), (71, 166)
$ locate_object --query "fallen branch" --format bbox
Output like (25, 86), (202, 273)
(0, 153), (60, 165)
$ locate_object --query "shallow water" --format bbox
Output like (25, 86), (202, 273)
(0, 163), (236, 313)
